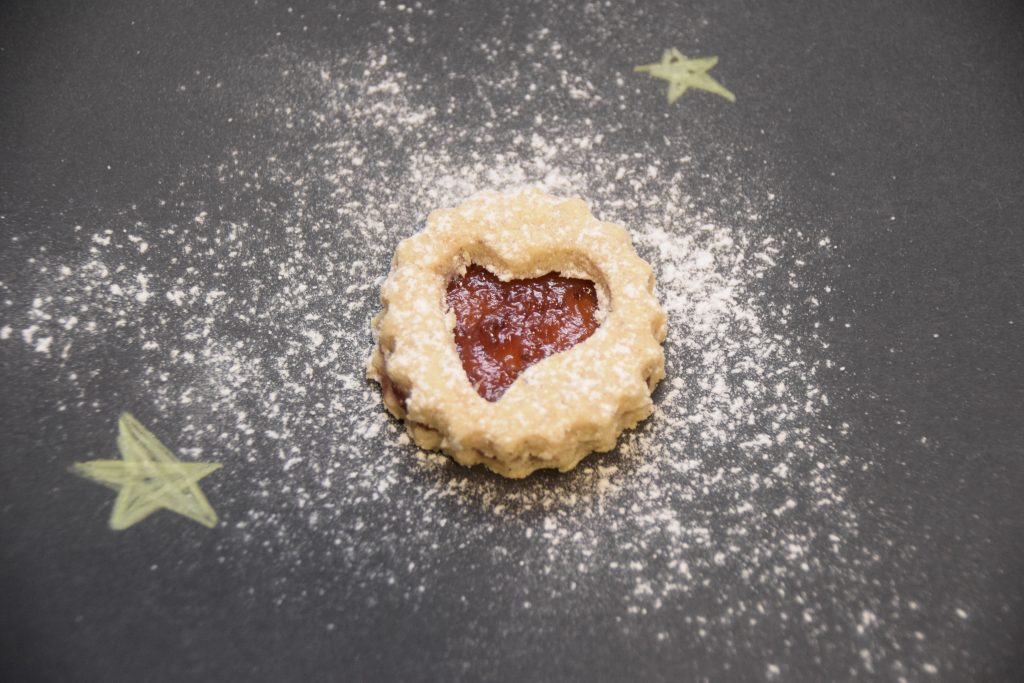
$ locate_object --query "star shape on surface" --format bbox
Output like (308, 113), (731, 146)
(71, 413), (222, 530)
(634, 48), (736, 104)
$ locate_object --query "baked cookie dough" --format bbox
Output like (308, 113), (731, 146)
(367, 188), (667, 478)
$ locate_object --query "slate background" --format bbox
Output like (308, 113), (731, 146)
(1, 0), (1023, 680)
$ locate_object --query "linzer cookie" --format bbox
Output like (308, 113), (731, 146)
(367, 188), (667, 478)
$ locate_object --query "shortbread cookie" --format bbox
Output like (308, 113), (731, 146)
(367, 188), (667, 478)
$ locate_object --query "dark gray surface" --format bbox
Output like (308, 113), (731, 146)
(2, 1), (1023, 681)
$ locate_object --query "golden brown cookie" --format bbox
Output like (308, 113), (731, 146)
(368, 188), (667, 478)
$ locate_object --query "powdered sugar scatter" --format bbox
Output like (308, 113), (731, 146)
(1, 20), (940, 680)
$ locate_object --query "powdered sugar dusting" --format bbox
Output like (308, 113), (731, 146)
(1, 25), (947, 681)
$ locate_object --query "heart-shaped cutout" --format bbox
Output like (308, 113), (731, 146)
(446, 265), (601, 401)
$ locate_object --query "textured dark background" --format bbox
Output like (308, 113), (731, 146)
(2, 0), (1023, 680)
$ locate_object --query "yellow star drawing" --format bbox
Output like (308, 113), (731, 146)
(71, 413), (222, 530)
(634, 48), (736, 104)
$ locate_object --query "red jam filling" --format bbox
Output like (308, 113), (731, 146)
(445, 264), (600, 401)
(380, 371), (407, 411)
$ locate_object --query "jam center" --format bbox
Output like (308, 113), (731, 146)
(446, 264), (601, 402)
